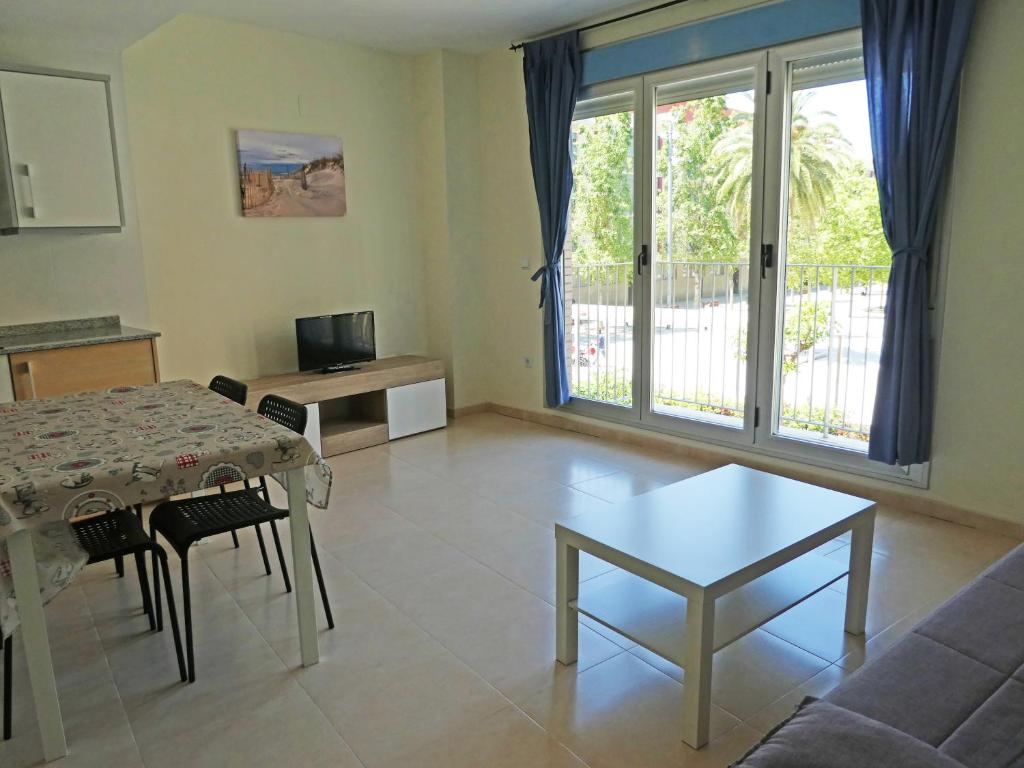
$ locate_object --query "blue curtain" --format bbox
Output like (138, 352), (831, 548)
(862, 0), (976, 465)
(523, 32), (582, 408)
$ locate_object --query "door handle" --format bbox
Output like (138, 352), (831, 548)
(24, 360), (38, 399)
(637, 244), (649, 275)
(760, 243), (774, 279)
(17, 163), (38, 219)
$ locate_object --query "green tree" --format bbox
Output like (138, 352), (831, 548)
(655, 96), (744, 264)
(710, 92), (853, 236)
(568, 112), (634, 267)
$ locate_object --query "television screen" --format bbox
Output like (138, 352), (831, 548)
(296, 311), (376, 371)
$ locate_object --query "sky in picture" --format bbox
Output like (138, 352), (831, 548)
(237, 130), (342, 171)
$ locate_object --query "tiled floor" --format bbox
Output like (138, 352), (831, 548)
(2, 413), (1019, 767)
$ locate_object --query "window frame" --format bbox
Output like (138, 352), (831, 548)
(558, 29), (939, 489)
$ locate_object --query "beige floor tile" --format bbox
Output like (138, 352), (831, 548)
(825, 546), (969, 635)
(514, 450), (624, 488)
(132, 671), (362, 768)
(298, 650), (510, 767)
(836, 601), (939, 672)
(762, 588), (865, 662)
(628, 629), (830, 721)
(11, 413), (1017, 768)
(744, 663), (857, 734)
(377, 563), (623, 703)
(376, 705), (588, 768)
(310, 495), (418, 550)
(571, 471), (668, 503)
(494, 482), (614, 529)
(870, 506), (1018, 579)
(519, 652), (743, 768)
(329, 527), (470, 589)
(1, 619), (144, 768)
(457, 516), (614, 603)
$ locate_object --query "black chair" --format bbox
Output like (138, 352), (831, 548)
(208, 376), (250, 551)
(2, 510), (186, 741)
(2, 628), (11, 740)
(72, 511), (187, 683)
(150, 394), (333, 683)
(208, 375), (248, 407)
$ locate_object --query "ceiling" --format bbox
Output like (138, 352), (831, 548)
(0, 0), (641, 54)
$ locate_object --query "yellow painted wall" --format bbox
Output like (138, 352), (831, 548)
(122, 15), (427, 383)
(412, 51), (455, 405)
(472, 0), (1024, 523)
(411, 50), (487, 410)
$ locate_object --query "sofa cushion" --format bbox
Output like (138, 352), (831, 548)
(983, 546), (1024, 592)
(915, 577), (1024, 675)
(825, 633), (1005, 745)
(940, 678), (1024, 768)
(731, 699), (965, 768)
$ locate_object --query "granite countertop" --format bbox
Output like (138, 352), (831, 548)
(0, 316), (160, 354)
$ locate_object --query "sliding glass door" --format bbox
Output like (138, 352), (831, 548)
(642, 56), (766, 439)
(566, 84), (642, 417)
(564, 32), (914, 481)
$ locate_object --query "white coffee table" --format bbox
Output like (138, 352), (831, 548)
(555, 464), (876, 749)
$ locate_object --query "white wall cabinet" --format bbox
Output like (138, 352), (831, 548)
(0, 67), (123, 233)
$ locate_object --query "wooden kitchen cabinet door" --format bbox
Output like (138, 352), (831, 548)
(10, 339), (158, 400)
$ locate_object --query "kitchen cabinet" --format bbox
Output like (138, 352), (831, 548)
(0, 66), (123, 233)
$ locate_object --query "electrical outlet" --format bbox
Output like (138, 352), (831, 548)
(523, 356), (534, 368)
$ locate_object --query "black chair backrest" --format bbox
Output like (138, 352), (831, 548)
(258, 394), (308, 435)
(209, 375), (248, 406)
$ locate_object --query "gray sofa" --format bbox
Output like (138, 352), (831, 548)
(734, 544), (1024, 768)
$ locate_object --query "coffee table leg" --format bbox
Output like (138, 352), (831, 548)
(682, 590), (714, 749)
(556, 538), (579, 665)
(845, 514), (875, 636)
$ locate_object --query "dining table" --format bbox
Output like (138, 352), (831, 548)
(0, 379), (332, 761)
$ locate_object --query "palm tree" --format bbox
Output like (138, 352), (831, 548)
(709, 92), (853, 232)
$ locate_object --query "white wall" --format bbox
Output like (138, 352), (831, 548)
(471, 0), (1024, 525)
(0, 33), (149, 328)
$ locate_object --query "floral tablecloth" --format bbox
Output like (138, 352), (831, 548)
(0, 379), (332, 635)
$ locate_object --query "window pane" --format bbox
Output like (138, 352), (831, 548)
(566, 107), (635, 407)
(775, 61), (889, 449)
(650, 86), (754, 428)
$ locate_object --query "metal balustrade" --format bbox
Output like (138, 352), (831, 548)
(565, 260), (890, 447)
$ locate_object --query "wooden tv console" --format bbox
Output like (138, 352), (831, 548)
(245, 355), (446, 457)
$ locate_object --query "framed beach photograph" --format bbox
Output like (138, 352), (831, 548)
(236, 129), (346, 217)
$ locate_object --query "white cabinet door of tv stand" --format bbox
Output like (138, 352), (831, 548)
(245, 356), (446, 457)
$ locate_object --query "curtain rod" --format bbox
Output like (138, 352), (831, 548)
(509, 0), (695, 51)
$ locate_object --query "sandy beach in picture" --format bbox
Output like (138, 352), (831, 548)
(236, 129), (346, 218)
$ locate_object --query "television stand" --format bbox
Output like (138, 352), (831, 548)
(320, 364), (360, 373)
(245, 356), (446, 457)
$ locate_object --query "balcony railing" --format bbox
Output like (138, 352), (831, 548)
(565, 259), (890, 447)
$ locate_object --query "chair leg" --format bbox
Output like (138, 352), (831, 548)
(253, 525), (272, 576)
(134, 552), (156, 632)
(222, 485), (240, 549)
(3, 632), (12, 741)
(310, 531), (334, 630)
(114, 555), (125, 578)
(150, 523), (160, 627)
(155, 549), (187, 683)
(268, 520), (291, 593)
(180, 554), (196, 683)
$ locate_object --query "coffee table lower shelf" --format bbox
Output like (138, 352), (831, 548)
(571, 552), (847, 667)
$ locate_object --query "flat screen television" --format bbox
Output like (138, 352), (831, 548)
(296, 311), (376, 372)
